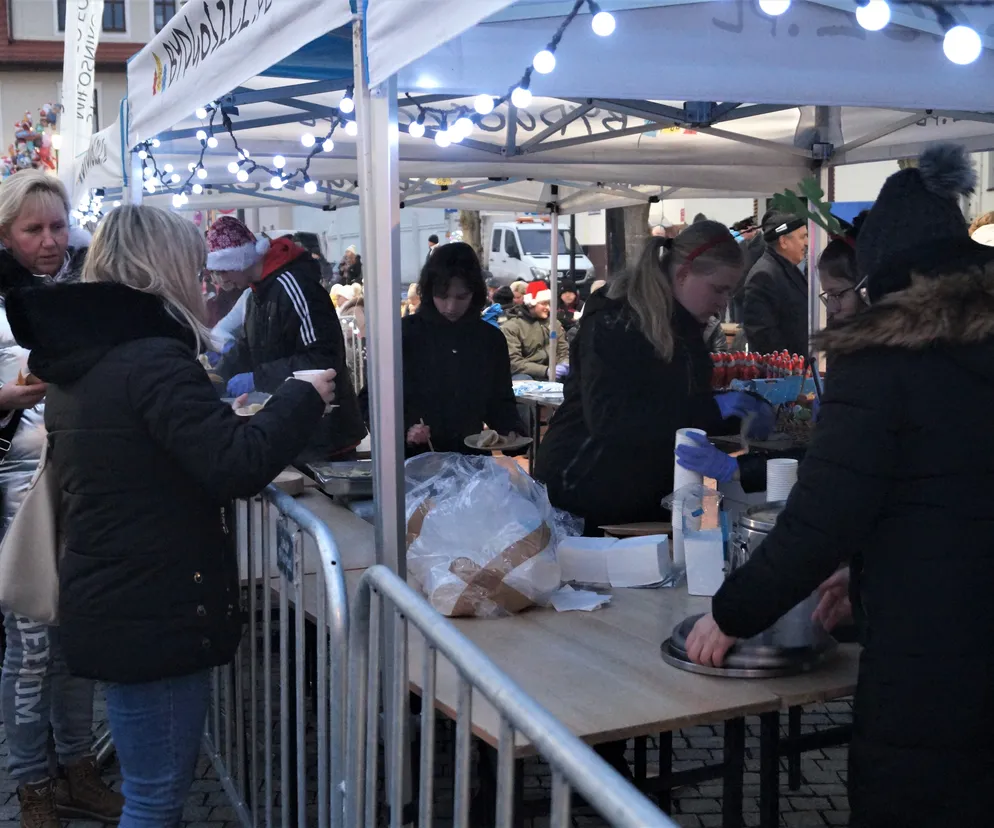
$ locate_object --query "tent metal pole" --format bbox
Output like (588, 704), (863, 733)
(220, 79), (346, 107)
(128, 151), (143, 205)
(548, 186), (560, 382)
(157, 110), (339, 142)
(505, 105), (519, 156)
(835, 113), (923, 157)
(355, 20), (413, 825)
(807, 165), (830, 354)
(519, 121), (670, 155)
(354, 27), (405, 579)
(520, 102), (595, 151)
(569, 213), (577, 283)
(696, 124), (813, 158)
(402, 178), (520, 207)
(417, 127), (504, 154)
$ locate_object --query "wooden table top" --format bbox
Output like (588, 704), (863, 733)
(288, 570), (859, 755)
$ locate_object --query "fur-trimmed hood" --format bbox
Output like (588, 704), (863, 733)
(814, 268), (994, 355)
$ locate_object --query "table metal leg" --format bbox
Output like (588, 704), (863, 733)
(759, 712), (780, 828)
(633, 737), (647, 788)
(788, 706), (802, 790)
(513, 758), (526, 828)
(722, 718), (745, 828)
(657, 731), (673, 813)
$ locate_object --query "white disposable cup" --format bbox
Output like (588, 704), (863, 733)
(766, 458), (798, 502)
(291, 370), (336, 413)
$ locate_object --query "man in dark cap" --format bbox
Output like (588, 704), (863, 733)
(742, 212), (809, 356)
(425, 234), (439, 267)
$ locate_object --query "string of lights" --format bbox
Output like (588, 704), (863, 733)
(134, 103), (348, 208)
(401, 0), (617, 147)
(760, 1), (985, 64)
(88, 0), (985, 218)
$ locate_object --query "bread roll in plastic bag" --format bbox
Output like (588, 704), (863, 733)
(405, 453), (581, 618)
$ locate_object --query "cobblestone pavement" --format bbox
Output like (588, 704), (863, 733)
(0, 689), (852, 828)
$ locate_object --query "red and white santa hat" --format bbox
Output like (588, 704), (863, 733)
(524, 280), (552, 305)
(206, 216), (271, 271)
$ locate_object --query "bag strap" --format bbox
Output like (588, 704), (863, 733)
(0, 409), (26, 465)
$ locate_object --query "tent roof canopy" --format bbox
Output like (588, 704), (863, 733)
(115, 0), (994, 210)
(370, 0), (994, 111)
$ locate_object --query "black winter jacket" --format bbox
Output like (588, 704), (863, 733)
(713, 268), (994, 827)
(218, 253), (365, 461)
(7, 283), (325, 684)
(743, 247), (809, 357)
(534, 292), (733, 531)
(400, 305), (522, 456)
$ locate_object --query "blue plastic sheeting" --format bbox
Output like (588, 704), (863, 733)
(262, 29), (354, 82)
(830, 202), (875, 225)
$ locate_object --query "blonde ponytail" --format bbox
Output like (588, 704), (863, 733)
(609, 221), (741, 360)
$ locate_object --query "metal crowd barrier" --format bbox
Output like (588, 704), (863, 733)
(339, 314), (365, 392)
(205, 485), (349, 828)
(346, 565), (677, 828)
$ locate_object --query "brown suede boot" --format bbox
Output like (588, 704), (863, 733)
(16, 779), (60, 828)
(54, 755), (124, 823)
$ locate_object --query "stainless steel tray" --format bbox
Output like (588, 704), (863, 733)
(307, 460), (374, 497)
(660, 613), (837, 679)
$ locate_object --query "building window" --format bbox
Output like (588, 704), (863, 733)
(103, 0), (127, 32)
(58, 0), (127, 33)
(154, 0), (177, 32)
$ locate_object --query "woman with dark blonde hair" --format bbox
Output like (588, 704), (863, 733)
(0, 170), (122, 825)
(535, 221), (773, 534)
(7, 204), (336, 827)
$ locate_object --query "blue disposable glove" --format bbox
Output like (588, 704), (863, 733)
(675, 431), (738, 482)
(714, 391), (776, 440)
(811, 397), (821, 423)
(226, 372), (255, 397)
(555, 363), (570, 380)
(205, 340), (236, 368)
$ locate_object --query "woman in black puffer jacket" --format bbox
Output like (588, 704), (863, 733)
(8, 205), (336, 828)
(401, 242), (521, 455)
(687, 145), (994, 827)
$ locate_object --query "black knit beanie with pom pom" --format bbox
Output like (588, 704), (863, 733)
(856, 144), (986, 302)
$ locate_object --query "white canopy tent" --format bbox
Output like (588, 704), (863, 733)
(354, 0), (994, 573)
(108, 0), (994, 575)
(368, 0), (994, 110)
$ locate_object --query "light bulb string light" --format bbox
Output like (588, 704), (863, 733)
(136, 104), (217, 195)
(401, 0), (595, 134)
(136, 103), (344, 196)
(219, 107), (341, 188)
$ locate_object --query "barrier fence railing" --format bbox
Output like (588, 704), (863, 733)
(205, 484), (349, 828)
(346, 564), (679, 828)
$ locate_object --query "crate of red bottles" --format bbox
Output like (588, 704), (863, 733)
(711, 351), (810, 405)
(711, 350), (805, 388)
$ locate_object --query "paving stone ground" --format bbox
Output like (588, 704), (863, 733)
(0, 683), (853, 828)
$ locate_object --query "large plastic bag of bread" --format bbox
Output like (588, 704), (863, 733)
(405, 453), (580, 618)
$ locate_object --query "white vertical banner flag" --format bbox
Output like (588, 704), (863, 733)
(60, 0), (105, 202)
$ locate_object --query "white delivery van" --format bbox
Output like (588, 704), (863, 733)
(483, 218), (595, 288)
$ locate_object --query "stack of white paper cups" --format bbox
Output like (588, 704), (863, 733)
(672, 428), (707, 566)
(766, 458), (799, 503)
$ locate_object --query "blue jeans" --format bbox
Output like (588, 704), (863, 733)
(105, 670), (210, 828)
(1, 613), (95, 783)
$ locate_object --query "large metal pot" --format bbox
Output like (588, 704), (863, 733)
(731, 502), (833, 650)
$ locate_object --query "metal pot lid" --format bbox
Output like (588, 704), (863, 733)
(667, 613), (836, 670)
(660, 638), (833, 679)
(737, 501), (787, 532)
